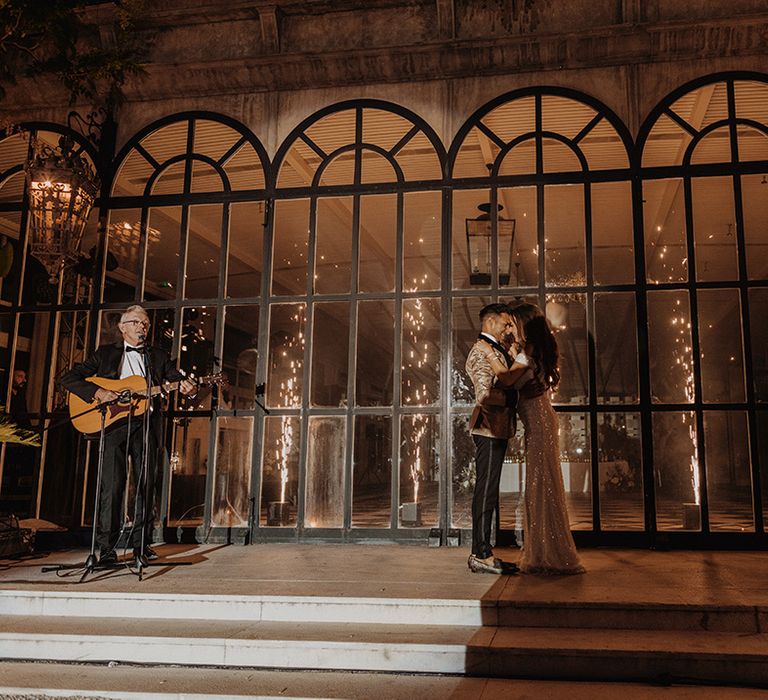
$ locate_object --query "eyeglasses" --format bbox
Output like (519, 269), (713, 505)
(121, 319), (150, 328)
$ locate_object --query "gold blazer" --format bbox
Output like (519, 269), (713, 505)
(465, 339), (516, 439)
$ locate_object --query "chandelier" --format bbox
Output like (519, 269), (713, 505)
(24, 131), (99, 283)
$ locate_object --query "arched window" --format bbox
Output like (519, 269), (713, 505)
(267, 101), (445, 534)
(109, 113), (269, 532)
(449, 89), (638, 536)
(639, 74), (768, 535)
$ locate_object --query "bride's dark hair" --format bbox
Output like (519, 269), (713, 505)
(523, 314), (561, 389)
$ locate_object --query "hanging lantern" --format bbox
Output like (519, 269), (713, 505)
(465, 202), (516, 285)
(24, 135), (99, 283)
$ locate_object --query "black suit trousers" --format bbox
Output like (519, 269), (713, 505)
(97, 418), (158, 553)
(471, 434), (508, 559)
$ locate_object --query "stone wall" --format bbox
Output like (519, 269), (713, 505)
(1, 0), (766, 157)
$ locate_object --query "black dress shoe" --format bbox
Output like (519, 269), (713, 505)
(133, 551), (149, 568)
(144, 544), (160, 560)
(98, 551), (118, 567)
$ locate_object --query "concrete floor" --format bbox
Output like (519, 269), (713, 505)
(0, 544), (766, 608)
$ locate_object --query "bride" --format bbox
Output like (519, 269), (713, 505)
(481, 303), (585, 575)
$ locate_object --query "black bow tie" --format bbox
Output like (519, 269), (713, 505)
(126, 346), (145, 353)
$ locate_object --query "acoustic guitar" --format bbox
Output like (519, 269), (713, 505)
(68, 373), (223, 435)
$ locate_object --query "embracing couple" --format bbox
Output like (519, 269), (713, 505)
(465, 302), (585, 576)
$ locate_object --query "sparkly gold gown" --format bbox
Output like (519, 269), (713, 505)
(517, 388), (586, 575)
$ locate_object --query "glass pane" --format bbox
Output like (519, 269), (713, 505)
(142, 121), (188, 165)
(544, 184), (585, 286)
(305, 415), (345, 528)
(559, 412), (592, 530)
(228, 201), (264, 297)
(224, 142), (265, 190)
(451, 413), (474, 530)
(260, 415), (300, 527)
(315, 196), (352, 294)
(757, 411), (768, 526)
(272, 199), (309, 296)
(580, 119), (629, 170)
(168, 417), (211, 526)
(113, 148), (156, 197)
(452, 189), (490, 290)
(320, 154), (355, 186)
(403, 191), (441, 292)
(647, 290), (694, 404)
(499, 186), (537, 287)
(2, 312), (49, 520)
(105, 209), (142, 303)
(653, 411), (700, 531)
(360, 151), (397, 184)
(222, 305), (259, 411)
(749, 289), (768, 402)
(592, 181), (634, 285)
(643, 179), (687, 284)
(186, 204), (223, 298)
(690, 128), (732, 164)
(547, 295), (588, 405)
(642, 114), (692, 168)
(362, 108), (412, 150)
(499, 140), (535, 176)
(741, 173), (768, 280)
(352, 415), (392, 528)
(193, 119), (241, 162)
(190, 161), (222, 194)
(598, 412), (644, 530)
(704, 411), (753, 532)
(453, 128), (492, 179)
(671, 82), (727, 130)
(736, 125), (768, 161)
(542, 95), (596, 139)
(542, 139), (582, 173)
(178, 307), (216, 411)
(152, 160), (186, 196)
(311, 301), (349, 407)
(267, 303), (306, 408)
(401, 298), (440, 406)
(0, 212), (23, 304)
(483, 96), (535, 142)
(144, 207), (181, 301)
(359, 194), (396, 293)
(356, 300), (394, 407)
(698, 289), (745, 403)
(211, 416), (253, 528)
(594, 293), (639, 404)
(399, 414), (438, 528)
(397, 131), (442, 181)
(692, 177), (738, 282)
(498, 425), (526, 533)
(451, 296), (489, 406)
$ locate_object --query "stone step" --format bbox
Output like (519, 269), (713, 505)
(0, 661), (762, 700)
(0, 615), (766, 684)
(0, 589), (764, 632)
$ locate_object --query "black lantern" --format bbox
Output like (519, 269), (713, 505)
(24, 133), (99, 283)
(465, 202), (516, 285)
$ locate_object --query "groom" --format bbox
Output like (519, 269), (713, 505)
(464, 303), (523, 574)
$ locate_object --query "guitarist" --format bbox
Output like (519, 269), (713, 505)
(60, 305), (196, 567)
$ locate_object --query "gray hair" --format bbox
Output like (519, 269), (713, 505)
(120, 305), (149, 323)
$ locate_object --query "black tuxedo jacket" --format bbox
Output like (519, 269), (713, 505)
(60, 342), (184, 405)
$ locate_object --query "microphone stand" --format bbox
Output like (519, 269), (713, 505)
(135, 336), (153, 580)
(132, 339), (192, 580)
(42, 398), (123, 581)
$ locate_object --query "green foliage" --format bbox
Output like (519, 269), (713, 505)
(0, 0), (150, 109)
